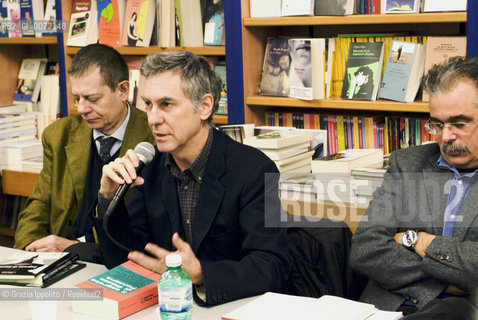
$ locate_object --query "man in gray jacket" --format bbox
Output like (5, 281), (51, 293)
(351, 56), (478, 319)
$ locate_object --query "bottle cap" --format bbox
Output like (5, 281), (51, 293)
(165, 254), (182, 267)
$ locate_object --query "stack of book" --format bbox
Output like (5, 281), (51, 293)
(350, 167), (387, 207)
(311, 148), (384, 173)
(0, 106), (38, 146)
(244, 130), (314, 173)
(0, 251), (85, 288)
(0, 139), (42, 171)
(21, 155), (44, 173)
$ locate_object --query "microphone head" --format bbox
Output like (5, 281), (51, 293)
(134, 142), (155, 164)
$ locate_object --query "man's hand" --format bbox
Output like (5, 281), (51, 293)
(394, 231), (436, 258)
(99, 149), (144, 199)
(25, 235), (79, 252)
(128, 233), (204, 284)
(414, 232), (436, 258)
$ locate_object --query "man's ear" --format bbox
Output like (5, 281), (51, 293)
(117, 80), (130, 101)
(198, 93), (214, 121)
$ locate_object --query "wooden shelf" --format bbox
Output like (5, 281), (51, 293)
(213, 114), (228, 125)
(0, 37), (57, 45)
(246, 96), (429, 113)
(66, 46), (226, 56)
(244, 12), (467, 27)
(2, 170), (39, 197)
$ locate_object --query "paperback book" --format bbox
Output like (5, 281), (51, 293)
(379, 40), (426, 103)
(288, 38), (326, 101)
(311, 148), (384, 173)
(221, 292), (400, 320)
(422, 36), (466, 101)
(0, 251), (84, 288)
(341, 42), (384, 101)
(72, 260), (161, 320)
(259, 37), (291, 97)
(202, 0), (225, 46)
(382, 0), (419, 13)
(13, 58), (48, 103)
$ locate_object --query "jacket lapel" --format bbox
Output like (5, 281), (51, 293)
(161, 169), (183, 235)
(191, 130), (226, 253)
(65, 120), (92, 206)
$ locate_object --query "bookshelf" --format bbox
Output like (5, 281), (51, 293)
(239, 4), (468, 126)
(63, 44), (228, 125)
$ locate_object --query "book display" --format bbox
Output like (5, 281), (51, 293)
(240, 0), (469, 165)
(379, 40), (426, 103)
(341, 42), (384, 101)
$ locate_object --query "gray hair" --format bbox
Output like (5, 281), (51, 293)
(140, 51), (222, 122)
(422, 56), (478, 104)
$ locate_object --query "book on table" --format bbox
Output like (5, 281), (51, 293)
(0, 251), (85, 288)
(222, 292), (402, 320)
(72, 260), (161, 320)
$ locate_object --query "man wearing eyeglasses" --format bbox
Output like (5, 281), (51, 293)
(350, 56), (478, 319)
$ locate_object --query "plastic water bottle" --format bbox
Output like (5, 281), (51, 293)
(158, 254), (193, 320)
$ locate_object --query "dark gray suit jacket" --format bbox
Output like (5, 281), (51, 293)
(351, 143), (478, 311)
(94, 129), (290, 306)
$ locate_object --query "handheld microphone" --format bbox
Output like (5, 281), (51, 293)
(103, 142), (155, 253)
(106, 142), (156, 216)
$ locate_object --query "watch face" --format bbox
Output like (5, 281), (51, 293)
(402, 230), (418, 247)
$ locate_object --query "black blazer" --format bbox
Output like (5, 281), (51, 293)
(94, 129), (290, 305)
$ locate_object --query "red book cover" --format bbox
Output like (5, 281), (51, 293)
(72, 261), (161, 319)
(358, 118), (364, 149)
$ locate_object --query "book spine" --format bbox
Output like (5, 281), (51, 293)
(42, 255), (79, 282)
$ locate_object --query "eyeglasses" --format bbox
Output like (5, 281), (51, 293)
(424, 119), (478, 135)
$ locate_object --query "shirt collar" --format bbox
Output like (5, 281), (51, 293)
(165, 126), (214, 183)
(92, 101), (131, 142)
(437, 154), (478, 178)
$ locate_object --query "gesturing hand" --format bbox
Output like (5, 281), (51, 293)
(128, 233), (204, 284)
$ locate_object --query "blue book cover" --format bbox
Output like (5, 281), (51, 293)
(379, 40), (426, 103)
(0, 0), (8, 37)
(20, 0), (35, 37)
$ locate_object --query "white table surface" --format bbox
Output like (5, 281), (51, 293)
(0, 246), (254, 320)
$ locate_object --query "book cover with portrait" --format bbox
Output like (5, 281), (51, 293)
(259, 37), (291, 97)
(341, 42), (384, 101)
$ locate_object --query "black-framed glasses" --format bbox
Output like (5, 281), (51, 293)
(424, 119), (478, 135)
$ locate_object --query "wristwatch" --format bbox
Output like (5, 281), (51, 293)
(402, 230), (418, 249)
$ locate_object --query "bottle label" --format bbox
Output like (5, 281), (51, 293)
(158, 284), (193, 313)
